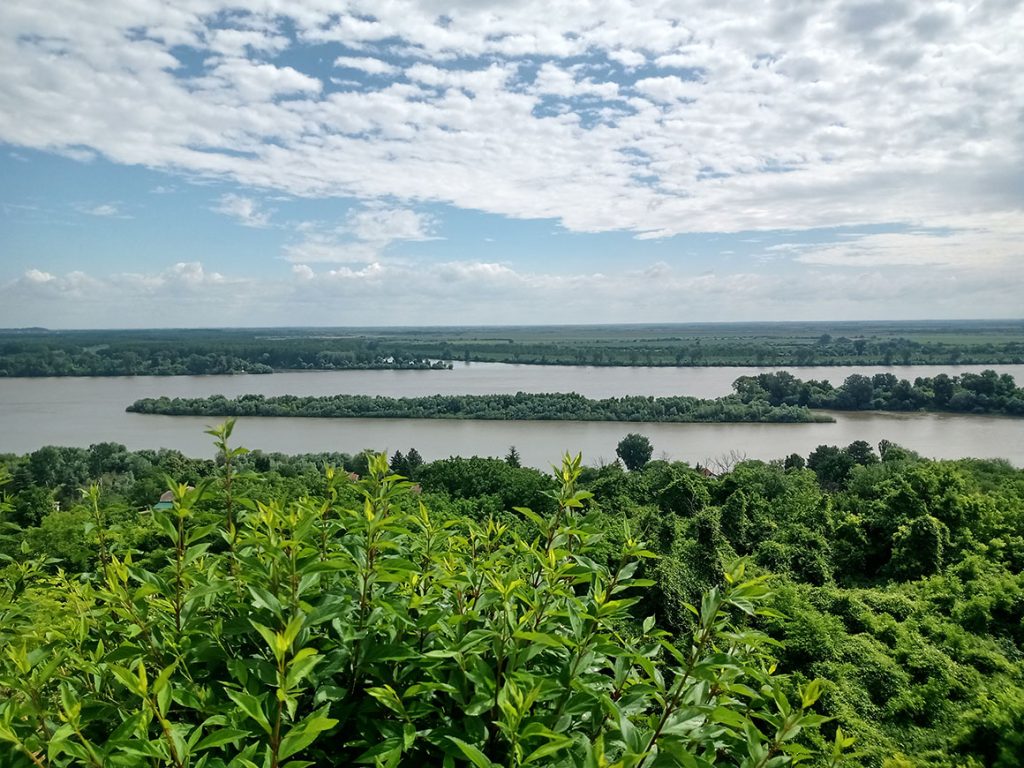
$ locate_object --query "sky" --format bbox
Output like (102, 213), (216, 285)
(1, 0), (1022, 328)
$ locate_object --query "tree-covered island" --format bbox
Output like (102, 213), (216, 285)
(127, 391), (830, 422)
(126, 370), (1024, 422)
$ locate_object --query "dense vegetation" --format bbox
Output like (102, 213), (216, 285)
(126, 392), (829, 423)
(1, 427), (848, 768)
(2, 431), (1023, 766)
(734, 370), (1024, 416)
(125, 370), (1024, 423)
(3, 320), (1023, 375)
(0, 329), (449, 376)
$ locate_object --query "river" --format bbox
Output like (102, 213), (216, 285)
(1, 363), (1022, 467)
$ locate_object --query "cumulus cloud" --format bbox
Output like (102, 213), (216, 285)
(7, 268), (103, 300)
(213, 193), (271, 227)
(24, 268), (55, 283)
(607, 49), (646, 68)
(333, 56), (399, 75)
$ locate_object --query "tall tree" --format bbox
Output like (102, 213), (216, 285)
(504, 445), (521, 468)
(616, 433), (653, 471)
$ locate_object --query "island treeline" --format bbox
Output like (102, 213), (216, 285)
(2, 430), (1023, 766)
(734, 369), (1024, 416)
(127, 390), (830, 423)
(126, 370), (1024, 422)
(3, 320), (1023, 375)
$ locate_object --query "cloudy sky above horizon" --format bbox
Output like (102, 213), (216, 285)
(1, 0), (1022, 328)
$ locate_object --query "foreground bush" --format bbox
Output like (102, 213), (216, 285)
(0, 423), (843, 767)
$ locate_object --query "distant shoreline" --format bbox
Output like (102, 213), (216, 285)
(3, 322), (1021, 376)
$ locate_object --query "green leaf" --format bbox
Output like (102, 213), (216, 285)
(513, 630), (566, 649)
(196, 728), (250, 751)
(710, 706), (748, 729)
(153, 660), (179, 694)
(448, 737), (496, 768)
(285, 648), (321, 691)
(800, 679), (824, 709)
(225, 690), (272, 735)
(523, 738), (573, 764)
(514, 507), (545, 528)
(366, 685), (406, 717)
(278, 711), (338, 760)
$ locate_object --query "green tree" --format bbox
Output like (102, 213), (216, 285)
(845, 440), (878, 466)
(616, 433), (653, 471)
(807, 445), (856, 490)
(389, 449), (408, 476)
(405, 447), (424, 477)
(9, 487), (54, 528)
(504, 445), (521, 468)
(784, 453), (806, 470)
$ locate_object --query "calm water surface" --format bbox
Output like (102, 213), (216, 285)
(1, 363), (1022, 467)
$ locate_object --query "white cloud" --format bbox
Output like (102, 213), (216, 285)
(213, 193), (271, 228)
(608, 49), (646, 68)
(85, 204), (120, 217)
(207, 28), (290, 58)
(110, 262), (233, 294)
(775, 227), (1024, 268)
(283, 205), (437, 264)
(633, 76), (703, 104)
(532, 63), (619, 99)
(282, 237), (380, 264)
(8, 268), (103, 300)
(0, 0), (1021, 275)
(195, 58), (322, 101)
(333, 56), (398, 75)
(75, 202), (128, 218)
(346, 206), (435, 243)
(24, 268), (55, 283)
(2, 253), (1021, 328)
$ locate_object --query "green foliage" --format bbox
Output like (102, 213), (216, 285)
(3, 428), (1023, 768)
(0, 427), (840, 768)
(656, 469), (711, 517)
(127, 391), (829, 424)
(616, 434), (654, 471)
(505, 446), (522, 468)
(734, 370), (1024, 416)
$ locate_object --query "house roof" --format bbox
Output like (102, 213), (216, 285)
(154, 486), (195, 509)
